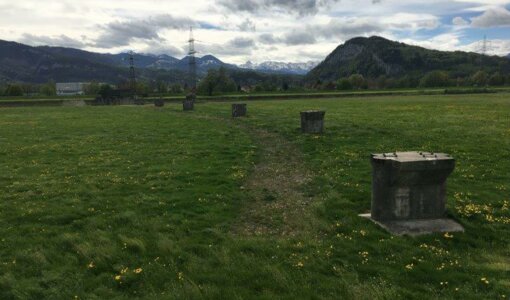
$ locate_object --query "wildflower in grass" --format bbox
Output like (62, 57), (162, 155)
(134, 268), (142, 274)
(296, 261), (304, 268)
(121, 267), (129, 274)
(440, 281), (448, 286)
(114, 275), (121, 281)
(358, 251), (369, 264)
(87, 262), (95, 269)
(178, 272), (184, 281)
(481, 277), (489, 285)
(405, 263), (414, 270)
(444, 232), (454, 239)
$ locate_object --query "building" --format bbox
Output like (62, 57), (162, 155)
(56, 82), (86, 96)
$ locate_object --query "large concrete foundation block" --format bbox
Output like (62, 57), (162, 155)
(232, 103), (247, 118)
(183, 100), (194, 111)
(300, 110), (325, 134)
(361, 151), (464, 236)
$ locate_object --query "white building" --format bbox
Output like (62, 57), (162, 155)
(56, 82), (86, 96)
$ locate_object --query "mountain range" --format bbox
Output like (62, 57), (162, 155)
(306, 36), (510, 83)
(1, 37), (509, 85)
(0, 39), (313, 84)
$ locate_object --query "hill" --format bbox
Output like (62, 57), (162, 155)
(306, 36), (510, 83)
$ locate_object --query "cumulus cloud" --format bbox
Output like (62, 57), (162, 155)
(452, 17), (469, 26)
(19, 33), (87, 48)
(471, 7), (510, 27)
(95, 14), (196, 48)
(217, 0), (341, 16)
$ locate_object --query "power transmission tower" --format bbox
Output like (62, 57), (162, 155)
(188, 27), (197, 94)
(477, 35), (492, 69)
(129, 50), (137, 99)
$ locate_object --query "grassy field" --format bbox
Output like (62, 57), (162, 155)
(0, 94), (509, 299)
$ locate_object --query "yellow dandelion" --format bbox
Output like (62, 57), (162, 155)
(134, 268), (143, 274)
(444, 232), (454, 239)
(114, 275), (122, 281)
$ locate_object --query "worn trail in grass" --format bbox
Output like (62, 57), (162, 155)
(231, 123), (315, 237)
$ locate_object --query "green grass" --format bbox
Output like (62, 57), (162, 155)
(0, 94), (509, 299)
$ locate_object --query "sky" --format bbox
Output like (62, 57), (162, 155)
(0, 0), (509, 64)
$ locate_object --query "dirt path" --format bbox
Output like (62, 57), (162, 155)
(231, 124), (316, 237)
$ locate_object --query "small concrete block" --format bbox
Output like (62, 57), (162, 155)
(183, 100), (194, 111)
(360, 214), (464, 236)
(154, 99), (165, 107)
(232, 103), (247, 117)
(301, 110), (325, 134)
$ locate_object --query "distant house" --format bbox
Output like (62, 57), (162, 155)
(56, 82), (86, 96)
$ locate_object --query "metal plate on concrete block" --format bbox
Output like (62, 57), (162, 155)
(360, 213), (464, 236)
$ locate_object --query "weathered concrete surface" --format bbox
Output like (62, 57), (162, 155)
(232, 103), (247, 118)
(371, 152), (455, 221)
(364, 151), (463, 235)
(360, 214), (464, 236)
(154, 99), (165, 107)
(300, 110), (325, 134)
(183, 100), (194, 111)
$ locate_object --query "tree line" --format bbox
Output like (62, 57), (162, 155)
(1, 68), (510, 98)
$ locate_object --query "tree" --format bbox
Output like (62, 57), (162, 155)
(83, 81), (101, 95)
(40, 81), (56, 96)
(471, 71), (488, 87)
(169, 84), (183, 94)
(337, 78), (352, 90)
(197, 67), (237, 96)
(419, 71), (449, 88)
(488, 72), (505, 86)
(5, 84), (24, 96)
(98, 84), (113, 99)
(155, 81), (168, 94)
(348, 74), (367, 89)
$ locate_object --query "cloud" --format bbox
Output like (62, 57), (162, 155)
(452, 17), (469, 26)
(19, 33), (87, 48)
(284, 31), (317, 45)
(258, 33), (280, 44)
(217, 0), (341, 16)
(95, 14), (196, 48)
(227, 37), (256, 48)
(238, 18), (256, 31)
(471, 7), (510, 27)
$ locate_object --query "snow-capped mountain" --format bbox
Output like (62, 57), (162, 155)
(240, 61), (319, 75)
